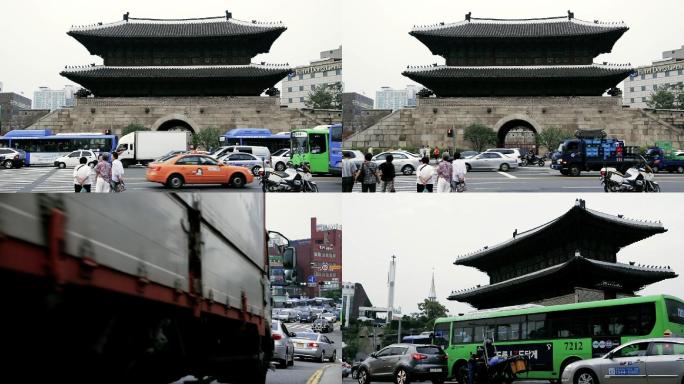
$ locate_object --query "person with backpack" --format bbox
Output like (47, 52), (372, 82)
(356, 153), (379, 192)
(73, 156), (92, 193)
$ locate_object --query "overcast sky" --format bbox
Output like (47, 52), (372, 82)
(266, 195), (342, 241)
(342, 194), (684, 316)
(342, 0), (684, 97)
(0, 0), (341, 96)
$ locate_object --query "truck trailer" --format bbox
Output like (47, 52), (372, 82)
(0, 193), (271, 384)
(116, 131), (188, 167)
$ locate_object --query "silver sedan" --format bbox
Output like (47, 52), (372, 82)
(465, 151), (518, 172)
(372, 151), (421, 175)
(561, 338), (684, 384)
(291, 332), (337, 362)
(271, 320), (295, 369)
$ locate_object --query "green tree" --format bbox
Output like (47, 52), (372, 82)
(647, 84), (684, 109)
(538, 127), (573, 153)
(322, 289), (342, 301)
(305, 82), (342, 109)
(192, 127), (221, 152)
(463, 123), (497, 152)
(121, 123), (149, 136)
(417, 299), (449, 322)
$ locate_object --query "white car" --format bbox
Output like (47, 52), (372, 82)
(485, 148), (522, 165)
(53, 150), (98, 169)
(217, 152), (266, 176)
(466, 151), (519, 172)
(271, 148), (292, 171)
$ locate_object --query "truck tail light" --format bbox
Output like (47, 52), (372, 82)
(272, 333), (282, 341)
(412, 353), (428, 361)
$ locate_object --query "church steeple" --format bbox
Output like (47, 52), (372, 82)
(428, 269), (437, 301)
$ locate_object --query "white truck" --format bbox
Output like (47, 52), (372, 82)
(0, 193), (272, 384)
(115, 131), (187, 167)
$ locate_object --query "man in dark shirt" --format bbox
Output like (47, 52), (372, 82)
(378, 154), (396, 192)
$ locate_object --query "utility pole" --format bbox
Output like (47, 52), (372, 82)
(387, 255), (396, 325)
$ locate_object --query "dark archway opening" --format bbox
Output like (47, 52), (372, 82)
(497, 119), (537, 154)
(157, 119), (195, 134)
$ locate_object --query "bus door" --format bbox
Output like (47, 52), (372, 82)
(308, 132), (329, 173)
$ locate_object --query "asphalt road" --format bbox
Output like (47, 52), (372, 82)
(0, 166), (341, 193)
(350, 164), (684, 193)
(267, 321), (342, 384)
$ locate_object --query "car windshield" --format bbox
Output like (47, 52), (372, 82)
(295, 333), (318, 341)
(272, 149), (288, 157)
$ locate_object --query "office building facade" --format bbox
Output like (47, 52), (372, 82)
(281, 46), (343, 109)
(623, 46), (684, 108)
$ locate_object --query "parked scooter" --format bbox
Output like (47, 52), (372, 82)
(521, 152), (545, 167)
(600, 157), (660, 192)
(259, 162), (318, 192)
(460, 339), (529, 384)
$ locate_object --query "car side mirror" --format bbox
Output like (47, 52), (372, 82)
(369, 352), (377, 358)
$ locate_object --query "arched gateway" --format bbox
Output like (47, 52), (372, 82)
(494, 116), (542, 153)
(152, 115), (197, 134)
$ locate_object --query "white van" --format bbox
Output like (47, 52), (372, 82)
(210, 146), (271, 164)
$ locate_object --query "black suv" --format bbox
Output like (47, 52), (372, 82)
(357, 343), (448, 384)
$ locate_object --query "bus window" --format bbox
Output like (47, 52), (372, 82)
(666, 298), (684, 325)
(433, 322), (450, 347)
(526, 314), (547, 339)
(309, 134), (327, 154)
(451, 323), (474, 344)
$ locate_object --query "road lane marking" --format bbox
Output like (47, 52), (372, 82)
(497, 171), (517, 179)
(306, 364), (331, 384)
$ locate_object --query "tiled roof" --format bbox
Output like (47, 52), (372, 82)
(403, 63), (633, 79)
(68, 16), (286, 39)
(448, 255), (677, 301)
(61, 64), (291, 79)
(452, 200), (663, 266)
(411, 17), (627, 38)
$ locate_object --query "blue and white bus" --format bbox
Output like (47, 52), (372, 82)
(0, 130), (118, 166)
(218, 128), (290, 153)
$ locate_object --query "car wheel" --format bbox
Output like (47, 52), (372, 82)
(677, 166), (684, 174)
(454, 362), (467, 384)
(230, 174), (246, 188)
(58, 162), (66, 169)
(574, 369), (598, 384)
(3, 160), (13, 169)
(252, 165), (261, 176)
(166, 174), (184, 189)
(559, 358), (581, 384)
(652, 166), (660, 173)
(275, 162), (286, 171)
(401, 165), (414, 175)
(318, 351), (325, 363)
(329, 350), (336, 363)
(560, 169), (569, 176)
(394, 368), (409, 384)
(288, 352), (294, 367)
(357, 368), (370, 384)
(499, 163), (510, 172)
(569, 165), (581, 177)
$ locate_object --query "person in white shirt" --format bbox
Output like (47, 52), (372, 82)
(73, 156), (92, 193)
(451, 152), (468, 192)
(416, 156), (435, 193)
(111, 152), (125, 192)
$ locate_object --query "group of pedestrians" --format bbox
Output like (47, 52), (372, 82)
(419, 153), (467, 193)
(341, 150), (467, 193)
(73, 152), (125, 193)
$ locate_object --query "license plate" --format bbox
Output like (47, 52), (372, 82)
(430, 368), (442, 373)
(295, 343), (304, 348)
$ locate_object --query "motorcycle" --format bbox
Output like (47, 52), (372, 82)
(521, 153), (545, 167)
(459, 339), (529, 384)
(259, 162), (318, 192)
(600, 161), (660, 193)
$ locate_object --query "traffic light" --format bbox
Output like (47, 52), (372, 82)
(282, 246), (297, 283)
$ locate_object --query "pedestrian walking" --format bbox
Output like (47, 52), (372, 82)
(451, 152), (468, 192)
(94, 153), (112, 193)
(73, 156), (92, 193)
(378, 154), (396, 192)
(436, 154), (453, 193)
(416, 156), (435, 193)
(356, 152), (379, 192)
(111, 152), (125, 192)
(341, 151), (358, 192)
(432, 146), (440, 162)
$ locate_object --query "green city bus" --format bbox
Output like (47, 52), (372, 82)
(433, 295), (684, 383)
(290, 124), (342, 175)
